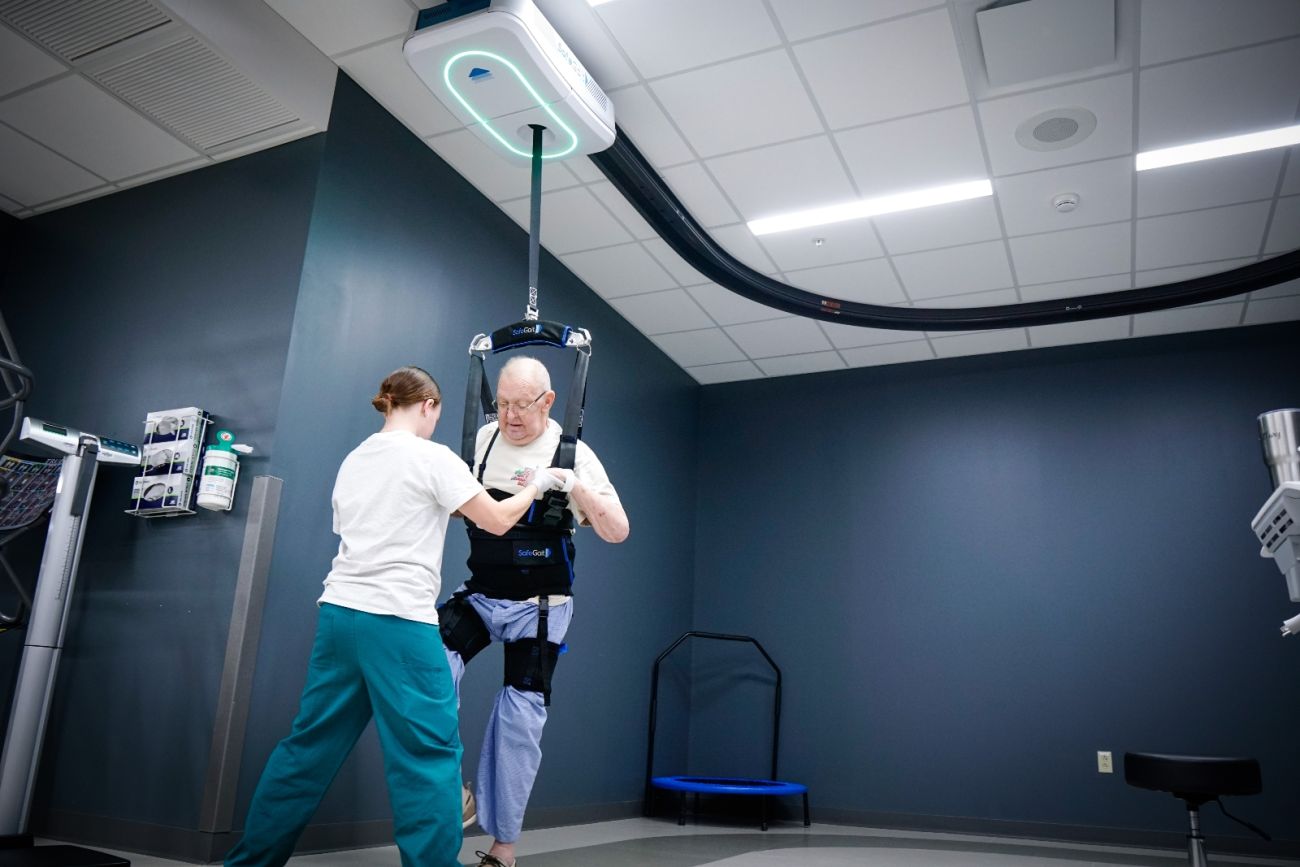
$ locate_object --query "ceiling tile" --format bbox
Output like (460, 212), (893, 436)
(1265, 196), (1300, 255)
(1028, 316), (1132, 348)
(1137, 150), (1284, 218)
(1250, 276), (1300, 300)
(1138, 40), (1300, 150)
(115, 157), (210, 190)
(916, 288), (1020, 308)
(337, 38), (461, 137)
(769, 0), (946, 43)
(978, 73), (1133, 176)
(596, 0), (780, 79)
(709, 224), (778, 273)
(785, 258), (905, 305)
(652, 328), (746, 366)
(660, 163), (738, 227)
(1009, 222), (1132, 284)
(1019, 273), (1132, 303)
(1243, 293), (1300, 325)
(0, 76), (197, 181)
(650, 50), (824, 158)
(841, 339), (935, 367)
(265, 0), (413, 57)
(559, 242), (677, 298)
(1140, 0), (1300, 67)
(608, 85), (695, 167)
(0, 194), (21, 214)
(931, 330), (1029, 357)
(642, 237), (710, 286)
(567, 157), (605, 184)
(793, 9), (968, 129)
(0, 25), (66, 97)
(875, 197), (1003, 254)
(687, 282), (787, 325)
(1132, 302), (1244, 336)
(757, 351), (846, 377)
(533, 0), (639, 90)
(836, 106), (987, 195)
(725, 317), (832, 357)
(427, 130), (579, 201)
(996, 156), (1133, 237)
(1136, 201), (1272, 270)
(1135, 258), (1256, 288)
(588, 181), (657, 240)
(609, 289), (715, 334)
(894, 240), (1014, 299)
(0, 123), (103, 206)
(757, 219), (885, 271)
(706, 136), (855, 221)
(499, 187), (632, 254)
(29, 185), (115, 214)
(688, 360), (765, 383)
(822, 321), (924, 348)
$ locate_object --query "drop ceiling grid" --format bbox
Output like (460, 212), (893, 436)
(0, 1), (330, 214)
(2, 0), (1296, 381)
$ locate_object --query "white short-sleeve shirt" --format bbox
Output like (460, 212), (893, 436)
(474, 418), (619, 526)
(319, 430), (483, 624)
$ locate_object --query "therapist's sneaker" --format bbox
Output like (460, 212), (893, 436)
(474, 852), (514, 867)
(462, 783), (477, 830)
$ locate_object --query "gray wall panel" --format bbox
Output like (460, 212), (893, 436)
(692, 324), (1300, 847)
(0, 136), (323, 830)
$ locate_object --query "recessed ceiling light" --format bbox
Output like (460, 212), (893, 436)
(1136, 123), (1300, 171)
(747, 179), (993, 236)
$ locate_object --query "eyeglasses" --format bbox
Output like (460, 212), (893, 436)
(493, 392), (546, 416)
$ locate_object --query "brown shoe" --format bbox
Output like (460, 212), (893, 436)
(474, 852), (514, 867)
(462, 783), (477, 830)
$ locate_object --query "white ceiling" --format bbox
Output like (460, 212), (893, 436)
(3, 0), (1299, 383)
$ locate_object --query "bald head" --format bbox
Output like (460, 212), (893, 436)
(496, 356), (555, 445)
(499, 356), (551, 393)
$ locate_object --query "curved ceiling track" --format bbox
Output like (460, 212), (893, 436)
(591, 128), (1300, 332)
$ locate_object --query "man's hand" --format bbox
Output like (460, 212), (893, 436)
(516, 465), (562, 494)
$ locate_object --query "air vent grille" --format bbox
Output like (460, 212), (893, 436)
(0, 0), (169, 61)
(94, 36), (299, 150)
(584, 78), (608, 113)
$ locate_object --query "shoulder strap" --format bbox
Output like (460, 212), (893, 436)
(462, 353), (497, 469)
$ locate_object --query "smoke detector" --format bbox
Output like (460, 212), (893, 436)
(1015, 107), (1097, 152)
(1052, 193), (1080, 213)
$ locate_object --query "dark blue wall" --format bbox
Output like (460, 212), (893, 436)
(692, 323), (1300, 845)
(234, 74), (698, 828)
(0, 136), (323, 829)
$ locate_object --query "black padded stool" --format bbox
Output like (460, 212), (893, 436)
(1124, 753), (1264, 867)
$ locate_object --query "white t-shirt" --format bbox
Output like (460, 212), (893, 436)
(475, 418), (619, 526)
(319, 430), (483, 624)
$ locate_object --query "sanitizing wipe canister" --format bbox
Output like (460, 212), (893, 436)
(197, 430), (241, 511)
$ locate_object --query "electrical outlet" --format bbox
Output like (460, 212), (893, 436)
(1097, 751), (1113, 774)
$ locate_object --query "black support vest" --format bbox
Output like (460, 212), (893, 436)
(463, 429), (576, 600)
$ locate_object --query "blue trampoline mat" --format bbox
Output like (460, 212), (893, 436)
(651, 775), (807, 796)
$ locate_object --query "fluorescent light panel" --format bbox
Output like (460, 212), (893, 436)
(747, 179), (993, 236)
(1136, 123), (1300, 171)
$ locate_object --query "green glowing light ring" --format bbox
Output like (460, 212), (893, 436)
(443, 49), (579, 159)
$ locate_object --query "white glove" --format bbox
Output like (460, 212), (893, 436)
(518, 466), (561, 494)
(548, 467), (574, 493)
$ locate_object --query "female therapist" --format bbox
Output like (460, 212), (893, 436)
(227, 366), (561, 867)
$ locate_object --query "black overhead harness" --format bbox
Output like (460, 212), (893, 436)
(439, 124), (592, 708)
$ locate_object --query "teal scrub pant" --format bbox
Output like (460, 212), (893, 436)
(226, 603), (463, 867)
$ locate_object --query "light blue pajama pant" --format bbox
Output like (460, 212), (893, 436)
(226, 603), (464, 867)
(445, 591), (573, 844)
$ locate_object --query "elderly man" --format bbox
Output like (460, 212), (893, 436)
(438, 356), (629, 867)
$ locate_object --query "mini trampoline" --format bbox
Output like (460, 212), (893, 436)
(644, 631), (810, 831)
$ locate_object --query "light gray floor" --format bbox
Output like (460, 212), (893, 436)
(43, 819), (1298, 867)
